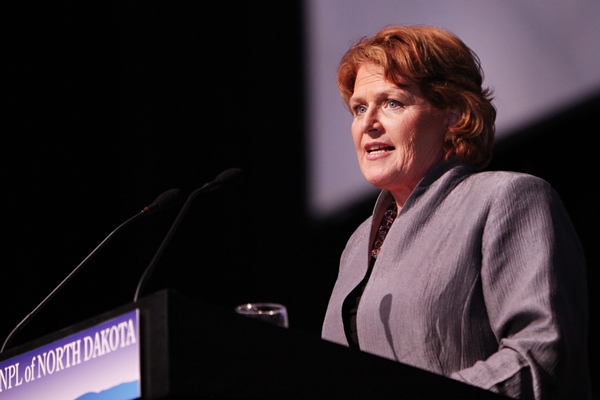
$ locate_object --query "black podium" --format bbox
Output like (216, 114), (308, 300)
(0, 290), (506, 399)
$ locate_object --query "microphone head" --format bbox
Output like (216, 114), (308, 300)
(143, 188), (182, 215)
(189, 168), (244, 198)
(215, 168), (243, 187)
(153, 188), (182, 210)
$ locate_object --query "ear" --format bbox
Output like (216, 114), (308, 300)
(445, 107), (460, 128)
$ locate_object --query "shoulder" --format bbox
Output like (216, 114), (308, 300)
(459, 170), (558, 205)
(463, 171), (578, 242)
(446, 170), (573, 236)
(464, 170), (551, 191)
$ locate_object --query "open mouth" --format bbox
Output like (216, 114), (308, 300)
(367, 144), (395, 154)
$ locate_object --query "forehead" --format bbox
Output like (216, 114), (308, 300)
(352, 63), (412, 97)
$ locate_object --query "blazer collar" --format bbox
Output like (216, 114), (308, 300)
(369, 160), (477, 246)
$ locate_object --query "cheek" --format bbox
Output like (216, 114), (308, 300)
(389, 118), (418, 151)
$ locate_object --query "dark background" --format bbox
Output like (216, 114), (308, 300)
(4, 0), (598, 395)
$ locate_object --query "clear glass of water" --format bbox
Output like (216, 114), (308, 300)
(235, 303), (289, 328)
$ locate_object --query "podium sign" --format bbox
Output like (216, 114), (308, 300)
(0, 310), (141, 400)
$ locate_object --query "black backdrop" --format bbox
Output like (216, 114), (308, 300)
(4, 0), (599, 395)
(5, 1), (307, 344)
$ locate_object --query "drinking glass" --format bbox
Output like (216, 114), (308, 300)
(235, 303), (289, 328)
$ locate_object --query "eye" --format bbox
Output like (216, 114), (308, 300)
(354, 104), (367, 115)
(386, 99), (402, 109)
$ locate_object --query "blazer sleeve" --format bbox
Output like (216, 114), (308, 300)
(450, 174), (590, 400)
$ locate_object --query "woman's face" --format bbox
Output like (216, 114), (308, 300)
(350, 63), (453, 206)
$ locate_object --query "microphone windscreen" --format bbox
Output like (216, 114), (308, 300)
(152, 188), (182, 211)
(215, 168), (243, 187)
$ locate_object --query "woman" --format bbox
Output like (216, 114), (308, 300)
(321, 26), (590, 399)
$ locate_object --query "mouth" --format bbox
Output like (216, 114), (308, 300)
(366, 144), (396, 154)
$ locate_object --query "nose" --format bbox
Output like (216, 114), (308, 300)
(363, 108), (383, 137)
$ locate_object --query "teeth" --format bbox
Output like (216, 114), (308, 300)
(367, 145), (393, 153)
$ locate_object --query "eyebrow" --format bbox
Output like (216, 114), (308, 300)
(349, 84), (412, 103)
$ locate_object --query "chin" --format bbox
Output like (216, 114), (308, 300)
(364, 173), (401, 190)
(360, 162), (408, 190)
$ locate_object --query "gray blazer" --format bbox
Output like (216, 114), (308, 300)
(322, 161), (590, 399)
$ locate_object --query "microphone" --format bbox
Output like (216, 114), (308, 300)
(142, 188), (182, 215)
(133, 168), (243, 302)
(1, 188), (182, 353)
(199, 167), (243, 192)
